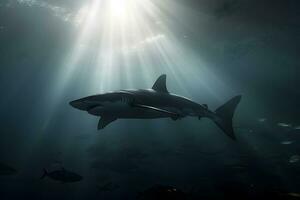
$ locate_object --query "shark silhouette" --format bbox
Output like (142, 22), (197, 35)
(70, 74), (241, 140)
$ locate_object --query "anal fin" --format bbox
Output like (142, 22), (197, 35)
(98, 117), (117, 130)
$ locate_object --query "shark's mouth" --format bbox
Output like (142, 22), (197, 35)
(87, 104), (103, 111)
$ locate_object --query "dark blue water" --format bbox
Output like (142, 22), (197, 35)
(0, 0), (299, 199)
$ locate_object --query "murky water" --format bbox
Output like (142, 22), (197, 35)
(0, 0), (299, 199)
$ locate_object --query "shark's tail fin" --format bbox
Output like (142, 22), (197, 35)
(40, 168), (48, 179)
(212, 95), (242, 140)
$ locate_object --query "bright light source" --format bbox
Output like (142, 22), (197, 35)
(110, 0), (127, 18)
(107, 0), (142, 25)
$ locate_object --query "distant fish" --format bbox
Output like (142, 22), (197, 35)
(231, 165), (248, 170)
(277, 123), (292, 128)
(258, 118), (267, 123)
(40, 168), (82, 183)
(225, 164), (249, 173)
(0, 163), (17, 176)
(294, 126), (300, 130)
(287, 193), (300, 198)
(289, 155), (300, 163)
(281, 141), (294, 145)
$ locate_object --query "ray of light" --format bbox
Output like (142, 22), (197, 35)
(44, 0), (239, 131)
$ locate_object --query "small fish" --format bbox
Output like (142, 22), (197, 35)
(225, 164), (249, 172)
(287, 193), (300, 198)
(0, 163), (17, 176)
(294, 126), (300, 130)
(40, 168), (82, 183)
(289, 155), (300, 163)
(258, 118), (267, 122)
(277, 123), (292, 127)
(281, 141), (294, 145)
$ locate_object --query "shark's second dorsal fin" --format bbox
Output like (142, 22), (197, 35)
(152, 74), (169, 93)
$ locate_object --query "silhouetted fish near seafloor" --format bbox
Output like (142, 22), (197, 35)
(40, 168), (83, 183)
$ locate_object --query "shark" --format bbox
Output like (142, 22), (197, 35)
(70, 74), (241, 140)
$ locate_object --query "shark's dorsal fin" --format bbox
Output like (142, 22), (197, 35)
(152, 74), (169, 93)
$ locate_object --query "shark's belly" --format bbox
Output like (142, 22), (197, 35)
(87, 102), (172, 119)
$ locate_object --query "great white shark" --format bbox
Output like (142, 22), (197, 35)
(70, 74), (241, 140)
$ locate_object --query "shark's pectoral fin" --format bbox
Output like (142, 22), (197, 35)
(133, 104), (179, 118)
(98, 117), (117, 130)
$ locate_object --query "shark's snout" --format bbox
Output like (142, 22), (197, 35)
(69, 100), (86, 110)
